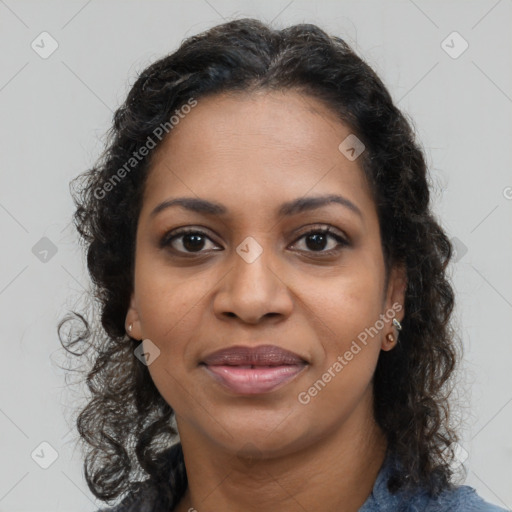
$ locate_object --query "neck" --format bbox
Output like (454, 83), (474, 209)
(175, 392), (387, 512)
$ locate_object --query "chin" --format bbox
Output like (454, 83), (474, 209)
(199, 406), (311, 458)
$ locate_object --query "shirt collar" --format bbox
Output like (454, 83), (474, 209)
(358, 448), (428, 512)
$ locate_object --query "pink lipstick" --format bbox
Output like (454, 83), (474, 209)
(201, 345), (307, 395)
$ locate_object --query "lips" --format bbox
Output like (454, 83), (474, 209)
(201, 345), (308, 395)
(202, 345), (306, 366)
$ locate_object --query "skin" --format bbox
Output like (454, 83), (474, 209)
(126, 89), (406, 512)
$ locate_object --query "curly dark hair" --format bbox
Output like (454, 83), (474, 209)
(60, 17), (462, 509)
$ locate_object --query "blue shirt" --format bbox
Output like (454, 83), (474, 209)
(99, 444), (509, 511)
(359, 448), (508, 511)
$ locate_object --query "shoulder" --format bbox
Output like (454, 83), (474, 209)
(367, 480), (508, 512)
(421, 484), (509, 512)
(364, 449), (508, 512)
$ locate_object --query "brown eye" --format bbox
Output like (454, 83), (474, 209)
(160, 229), (221, 254)
(291, 227), (349, 255)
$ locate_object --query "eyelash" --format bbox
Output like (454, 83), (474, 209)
(160, 225), (350, 257)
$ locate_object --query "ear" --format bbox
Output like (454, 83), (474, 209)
(381, 263), (407, 351)
(125, 293), (142, 340)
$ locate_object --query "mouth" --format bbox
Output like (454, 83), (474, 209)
(200, 345), (308, 395)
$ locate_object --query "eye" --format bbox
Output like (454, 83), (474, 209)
(160, 228), (221, 254)
(290, 226), (349, 255)
(160, 225), (350, 256)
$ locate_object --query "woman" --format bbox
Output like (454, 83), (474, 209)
(61, 18), (507, 512)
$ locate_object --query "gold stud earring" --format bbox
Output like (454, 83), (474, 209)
(128, 323), (133, 335)
(386, 333), (395, 344)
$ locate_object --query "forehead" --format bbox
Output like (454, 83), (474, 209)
(142, 89), (375, 222)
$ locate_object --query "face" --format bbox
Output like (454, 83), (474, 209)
(126, 89), (406, 458)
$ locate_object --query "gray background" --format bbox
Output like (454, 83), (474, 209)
(0, 0), (511, 510)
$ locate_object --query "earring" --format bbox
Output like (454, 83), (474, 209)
(385, 333), (395, 344)
(127, 323), (133, 335)
(393, 318), (402, 331)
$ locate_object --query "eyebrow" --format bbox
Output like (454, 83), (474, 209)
(150, 194), (363, 219)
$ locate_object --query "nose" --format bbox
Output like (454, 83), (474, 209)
(213, 242), (294, 325)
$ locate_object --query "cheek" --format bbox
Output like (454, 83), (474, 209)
(300, 254), (385, 380)
(296, 281), (383, 419)
(308, 262), (385, 336)
(134, 258), (210, 353)
(134, 265), (211, 409)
